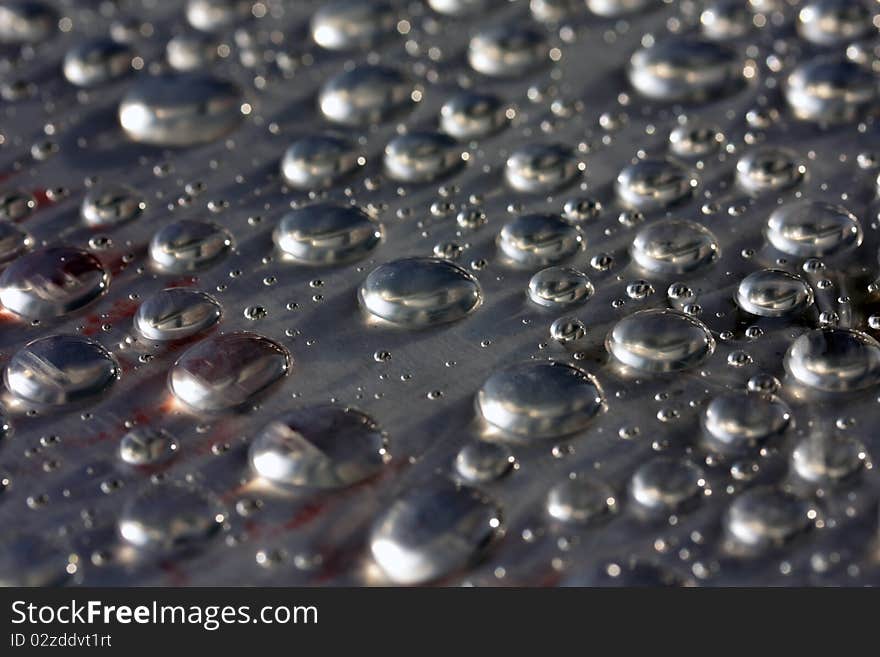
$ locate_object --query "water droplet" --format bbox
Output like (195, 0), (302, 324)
(369, 479), (501, 584)
(5, 335), (118, 406)
(785, 328), (880, 392)
(81, 184), (144, 228)
(454, 441), (513, 483)
(311, 0), (396, 51)
(468, 24), (548, 77)
(616, 159), (698, 210)
(700, 0), (752, 41)
(428, 0), (488, 14)
(505, 143), (580, 193)
(281, 134), (362, 190)
(149, 219), (233, 272)
(384, 132), (463, 183)
(477, 360), (604, 439)
(588, 0), (656, 17)
(0, 2), (56, 45)
(527, 266), (594, 309)
(629, 457), (703, 514)
(725, 487), (811, 551)
(498, 214), (582, 267)
(628, 37), (743, 102)
(702, 391), (791, 456)
(736, 147), (806, 194)
(0, 190), (36, 221)
(791, 433), (864, 484)
(134, 287), (222, 341)
(0, 247), (109, 319)
(169, 332), (291, 412)
(63, 38), (132, 88)
(798, 0), (874, 48)
(0, 221), (33, 264)
(249, 405), (385, 488)
(119, 482), (222, 551)
(668, 122), (723, 157)
(119, 73), (244, 146)
(319, 65), (414, 126)
(275, 203), (381, 265)
(186, 0), (250, 32)
(766, 200), (862, 258)
(440, 92), (508, 140)
(607, 309), (715, 372)
(166, 31), (217, 71)
(631, 219), (719, 274)
(358, 257), (482, 328)
(735, 269), (814, 317)
(547, 477), (615, 524)
(119, 427), (179, 465)
(785, 56), (877, 124)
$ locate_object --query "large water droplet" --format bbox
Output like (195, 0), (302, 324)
(791, 433), (864, 484)
(5, 335), (118, 406)
(766, 200), (862, 258)
(725, 487), (811, 551)
(476, 360), (604, 439)
(0, 2), (56, 45)
(547, 477), (615, 524)
(616, 159), (699, 210)
(384, 132), (463, 183)
(319, 65), (414, 126)
(631, 219), (719, 274)
(280, 134), (362, 190)
(134, 287), (222, 341)
(0, 221), (33, 265)
(735, 269), (814, 317)
(186, 0), (250, 32)
(700, 0), (752, 41)
(249, 405), (385, 488)
(119, 73), (244, 146)
(63, 38), (132, 88)
(369, 479), (501, 584)
(498, 214), (582, 267)
(454, 441), (513, 483)
(358, 257), (482, 328)
(784, 328), (880, 392)
(628, 37), (743, 102)
(149, 219), (233, 272)
(736, 147), (806, 194)
(81, 184), (145, 228)
(0, 247), (109, 319)
(275, 203), (381, 265)
(527, 265), (594, 309)
(785, 56), (877, 124)
(702, 391), (791, 456)
(439, 92), (508, 140)
(505, 143), (580, 193)
(428, 0), (488, 14)
(606, 309), (715, 372)
(588, 0), (656, 16)
(629, 457), (703, 514)
(311, 0), (396, 51)
(468, 24), (548, 77)
(798, 0), (873, 47)
(119, 482), (222, 551)
(119, 427), (179, 466)
(169, 332), (291, 412)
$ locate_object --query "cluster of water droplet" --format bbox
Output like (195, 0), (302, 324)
(1, 0), (880, 586)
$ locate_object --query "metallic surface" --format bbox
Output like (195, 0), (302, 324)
(0, 0), (880, 587)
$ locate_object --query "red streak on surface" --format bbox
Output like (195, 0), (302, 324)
(81, 298), (140, 336)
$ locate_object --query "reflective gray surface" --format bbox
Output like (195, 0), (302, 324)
(1, 0), (880, 587)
